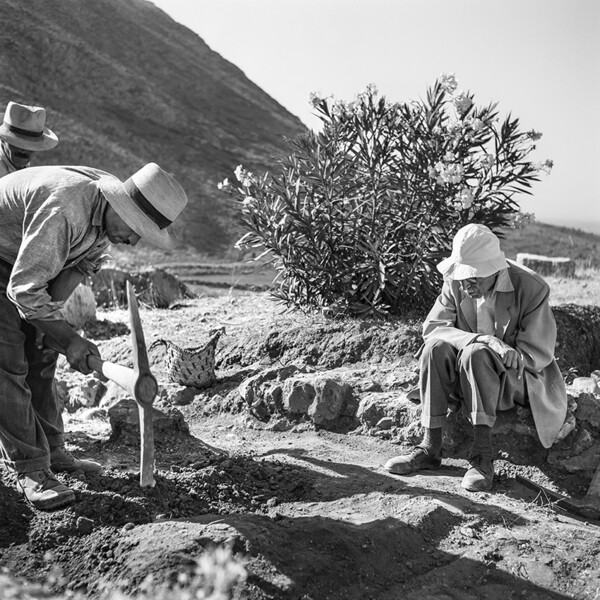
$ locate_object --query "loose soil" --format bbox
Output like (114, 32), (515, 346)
(1, 291), (599, 600)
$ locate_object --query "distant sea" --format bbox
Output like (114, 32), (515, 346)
(543, 218), (600, 236)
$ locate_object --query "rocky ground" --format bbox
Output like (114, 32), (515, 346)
(1, 290), (600, 600)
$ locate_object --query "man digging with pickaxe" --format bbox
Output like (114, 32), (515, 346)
(0, 163), (187, 510)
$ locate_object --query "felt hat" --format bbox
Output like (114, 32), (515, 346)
(437, 223), (509, 280)
(0, 101), (59, 151)
(98, 163), (188, 249)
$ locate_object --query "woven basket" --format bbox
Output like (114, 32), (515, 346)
(150, 329), (224, 388)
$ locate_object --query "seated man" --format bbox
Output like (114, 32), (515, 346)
(0, 163), (187, 510)
(385, 223), (567, 492)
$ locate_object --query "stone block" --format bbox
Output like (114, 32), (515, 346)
(283, 379), (316, 414)
(157, 383), (202, 406)
(516, 253), (575, 277)
(356, 392), (421, 429)
(572, 377), (600, 395)
(308, 378), (348, 426)
(108, 398), (188, 439)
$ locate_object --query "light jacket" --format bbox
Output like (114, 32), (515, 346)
(0, 166), (109, 321)
(423, 259), (567, 448)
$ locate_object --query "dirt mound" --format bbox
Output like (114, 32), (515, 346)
(0, 432), (313, 597)
(217, 313), (423, 370)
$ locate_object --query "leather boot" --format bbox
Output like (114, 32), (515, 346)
(17, 469), (76, 510)
(50, 447), (102, 473)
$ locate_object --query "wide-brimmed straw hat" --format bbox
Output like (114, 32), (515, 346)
(98, 163), (187, 250)
(0, 101), (59, 151)
(436, 223), (509, 280)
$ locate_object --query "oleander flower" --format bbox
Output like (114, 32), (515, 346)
(453, 92), (473, 117)
(440, 73), (458, 93)
(429, 160), (464, 185)
(332, 99), (350, 118)
(526, 129), (543, 141)
(507, 211), (535, 229)
(468, 117), (485, 132)
(456, 187), (474, 209)
(309, 91), (324, 108)
(217, 178), (229, 190)
(234, 164), (254, 188)
(481, 154), (495, 168)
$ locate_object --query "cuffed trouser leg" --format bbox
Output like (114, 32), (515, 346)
(0, 260), (52, 474)
(23, 322), (64, 451)
(419, 340), (460, 429)
(457, 342), (526, 427)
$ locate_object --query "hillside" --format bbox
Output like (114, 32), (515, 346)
(501, 221), (600, 264)
(0, 0), (305, 255)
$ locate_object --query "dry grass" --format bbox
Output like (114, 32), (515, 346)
(546, 266), (600, 306)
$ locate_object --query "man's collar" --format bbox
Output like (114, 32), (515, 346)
(493, 268), (514, 293)
(91, 189), (108, 227)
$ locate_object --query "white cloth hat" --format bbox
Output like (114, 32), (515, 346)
(436, 223), (509, 280)
(0, 101), (59, 151)
(98, 163), (187, 249)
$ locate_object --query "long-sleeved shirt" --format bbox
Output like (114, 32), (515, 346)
(0, 165), (110, 321)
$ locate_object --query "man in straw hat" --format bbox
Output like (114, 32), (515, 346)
(0, 163), (187, 509)
(385, 223), (567, 492)
(0, 101), (59, 177)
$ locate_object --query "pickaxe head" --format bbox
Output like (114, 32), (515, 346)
(127, 281), (158, 406)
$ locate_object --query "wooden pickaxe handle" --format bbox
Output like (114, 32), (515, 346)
(125, 281), (157, 488)
(87, 354), (144, 396)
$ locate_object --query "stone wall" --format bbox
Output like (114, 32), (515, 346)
(516, 253), (575, 277)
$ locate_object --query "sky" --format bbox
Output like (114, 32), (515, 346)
(151, 0), (600, 233)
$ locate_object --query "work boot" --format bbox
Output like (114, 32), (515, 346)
(384, 446), (442, 475)
(461, 455), (494, 492)
(17, 469), (76, 510)
(50, 447), (102, 473)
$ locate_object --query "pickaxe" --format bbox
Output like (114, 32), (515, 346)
(516, 465), (600, 520)
(46, 281), (157, 487)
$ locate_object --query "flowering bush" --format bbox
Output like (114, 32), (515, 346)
(219, 75), (551, 317)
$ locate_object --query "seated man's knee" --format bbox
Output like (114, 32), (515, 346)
(458, 342), (494, 368)
(422, 339), (455, 362)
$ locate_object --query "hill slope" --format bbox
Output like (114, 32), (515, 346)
(0, 0), (305, 255)
(501, 222), (600, 264)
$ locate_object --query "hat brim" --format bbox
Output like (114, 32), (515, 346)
(0, 123), (58, 151)
(98, 175), (177, 250)
(437, 254), (509, 280)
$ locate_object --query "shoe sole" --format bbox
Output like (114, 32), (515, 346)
(462, 480), (494, 492)
(386, 461), (442, 475)
(461, 473), (494, 492)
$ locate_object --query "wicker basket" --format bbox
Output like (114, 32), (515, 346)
(150, 329), (224, 388)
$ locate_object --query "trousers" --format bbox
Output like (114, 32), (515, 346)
(419, 339), (527, 429)
(0, 259), (63, 473)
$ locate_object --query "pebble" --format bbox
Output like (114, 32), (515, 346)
(76, 517), (94, 535)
